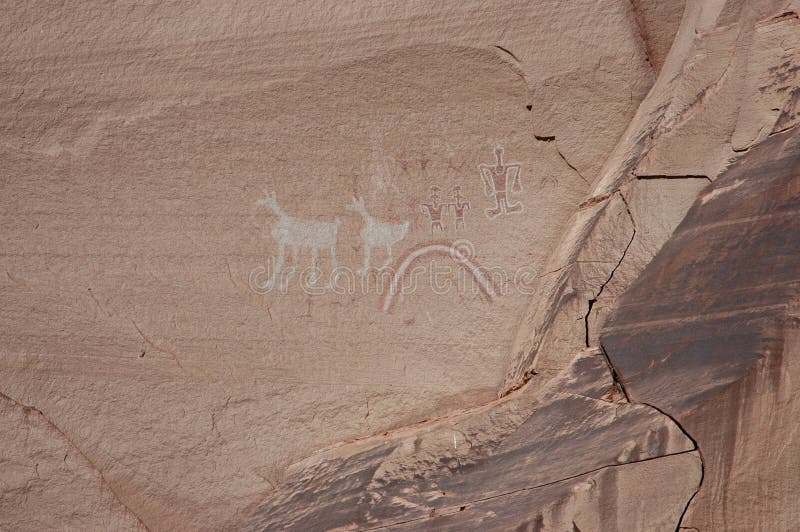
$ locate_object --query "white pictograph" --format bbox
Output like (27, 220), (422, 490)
(256, 192), (340, 286)
(347, 196), (410, 274)
(479, 146), (523, 219)
(382, 240), (497, 313)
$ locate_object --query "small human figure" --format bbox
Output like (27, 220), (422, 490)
(478, 146), (523, 219)
(450, 185), (471, 230)
(420, 186), (447, 233)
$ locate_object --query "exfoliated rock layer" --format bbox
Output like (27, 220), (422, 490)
(505, 0), (800, 384)
(603, 126), (800, 530)
(242, 349), (700, 530)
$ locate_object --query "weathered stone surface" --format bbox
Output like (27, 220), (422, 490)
(511, 194), (635, 373)
(630, 0), (688, 74)
(602, 127), (800, 529)
(586, 176), (709, 345)
(3, 0), (800, 529)
(389, 451), (702, 532)
(505, 0), (800, 387)
(0, 393), (145, 531)
(0, 1), (660, 528)
(242, 349), (699, 530)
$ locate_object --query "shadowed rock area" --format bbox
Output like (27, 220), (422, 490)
(603, 126), (800, 530)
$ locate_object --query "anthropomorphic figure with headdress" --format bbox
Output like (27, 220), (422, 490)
(420, 186), (447, 233)
(478, 146), (523, 219)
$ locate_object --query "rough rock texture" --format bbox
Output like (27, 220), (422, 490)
(0, 393), (146, 531)
(603, 127), (800, 530)
(242, 349), (700, 530)
(1, 2), (659, 528)
(2, 0), (800, 530)
(505, 0), (800, 384)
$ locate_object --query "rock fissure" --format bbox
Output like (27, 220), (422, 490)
(598, 341), (705, 532)
(492, 45), (520, 63)
(641, 402), (705, 532)
(130, 319), (185, 370)
(0, 390), (150, 531)
(598, 344), (631, 403)
(634, 174), (710, 182)
(584, 193), (637, 347)
(628, 0), (655, 69)
(557, 143), (590, 184)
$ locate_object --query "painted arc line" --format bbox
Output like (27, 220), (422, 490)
(382, 242), (497, 313)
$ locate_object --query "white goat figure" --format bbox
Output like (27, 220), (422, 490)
(347, 196), (409, 274)
(256, 192), (340, 286)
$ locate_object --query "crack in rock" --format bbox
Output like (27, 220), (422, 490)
(584, 193), (637, 347)
(0, 390), (150, 530)
(557, 144), (590, 184)
(635, 174), (711, 182)
(597, 343), (705, 531)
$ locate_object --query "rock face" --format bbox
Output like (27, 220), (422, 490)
(1, 0), (800, 530)
(603, 127), (800, 530)
(243, 350), (700, 530)
(0, 393), (146, 531)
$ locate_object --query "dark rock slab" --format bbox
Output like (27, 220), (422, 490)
(602, 126), (800, 529)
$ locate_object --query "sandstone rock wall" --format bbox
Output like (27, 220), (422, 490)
(2, 0), (799, 530)
(603, 127), (800, 530)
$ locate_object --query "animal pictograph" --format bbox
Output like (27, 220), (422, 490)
(347, 196), (409, 274)
(256, 192), (340, 286)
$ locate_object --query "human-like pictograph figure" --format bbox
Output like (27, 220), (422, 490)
(478, 146), (523, 219)
(420, 186), (447, 233)
(450, 185), (471, 229)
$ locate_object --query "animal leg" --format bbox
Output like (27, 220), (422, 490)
(308, 248), (320, 286)
(271, 243), (285, 287)
(381, 244), (393, 269)
(330, 246), (338, 271)
(359, 244), (371, 276)
(328, 246), (338, 287)
(311, 247), (319, 271)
